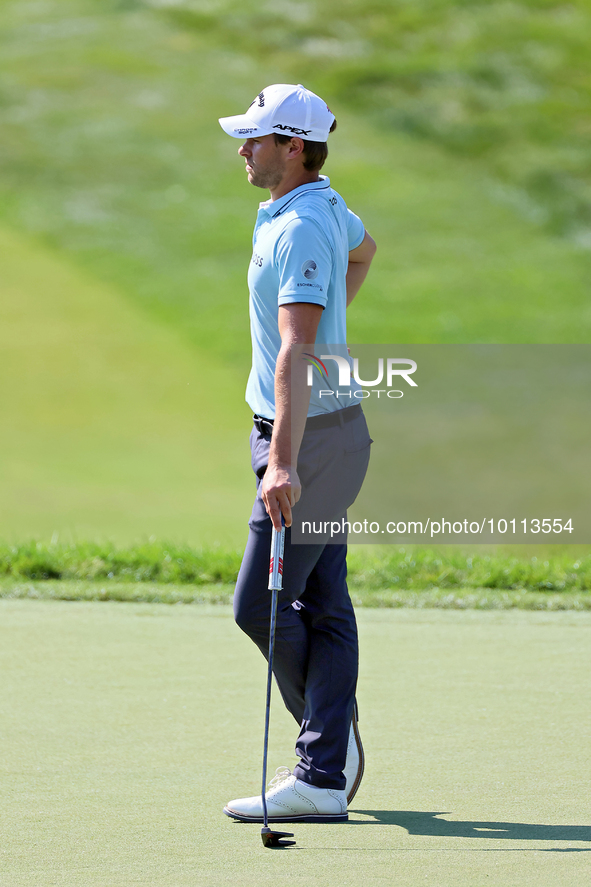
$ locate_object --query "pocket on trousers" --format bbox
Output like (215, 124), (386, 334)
(342, 414), (373, 454)
(250, 428), (271, 478)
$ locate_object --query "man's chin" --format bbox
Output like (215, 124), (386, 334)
(248, 173), (269, 190)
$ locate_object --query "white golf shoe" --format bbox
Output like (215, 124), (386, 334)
(223, 767), (348, 823)
(344, 706), (365, 805)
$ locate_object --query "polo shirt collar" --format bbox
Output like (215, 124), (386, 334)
(258, 175), (331, 218)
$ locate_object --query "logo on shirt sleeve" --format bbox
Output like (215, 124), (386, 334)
(301, 259), (319, 280)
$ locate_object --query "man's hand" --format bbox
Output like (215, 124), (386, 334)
(262, 463), (302, 530)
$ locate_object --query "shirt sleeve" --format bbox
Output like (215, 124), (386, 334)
(347, 208), (365, 251)
(275, 217), (332, 308)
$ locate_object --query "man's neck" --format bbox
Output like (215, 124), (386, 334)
(269, 171), (321, 202)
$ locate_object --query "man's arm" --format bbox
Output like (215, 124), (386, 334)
(346, 231), (377, 307)
(261, 302), (323, 531)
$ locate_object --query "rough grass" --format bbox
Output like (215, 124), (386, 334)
(1, 542), (590, 596)
(346, 547), (591, 592)
(0, 540), (242, 585)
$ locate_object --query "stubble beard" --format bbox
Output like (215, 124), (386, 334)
(248, 155), (286, 191)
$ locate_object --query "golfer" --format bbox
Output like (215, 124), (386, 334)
(218, 83), (376, 822)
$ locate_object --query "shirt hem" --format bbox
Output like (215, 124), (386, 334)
(277, 293), (327, 308)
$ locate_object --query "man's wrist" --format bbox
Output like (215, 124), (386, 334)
(267, 458), (294, 472)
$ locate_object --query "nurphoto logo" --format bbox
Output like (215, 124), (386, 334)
(305, 354), (418, 399)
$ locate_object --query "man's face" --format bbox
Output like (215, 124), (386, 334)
(238, 134), (287, 190)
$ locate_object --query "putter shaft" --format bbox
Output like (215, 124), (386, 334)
(261, 523), (294, 847)
(261, 585), (278, 829)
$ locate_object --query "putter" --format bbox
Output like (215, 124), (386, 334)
(260, 518), (296, 849)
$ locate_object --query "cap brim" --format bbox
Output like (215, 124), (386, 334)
(218, 114), (274, 139)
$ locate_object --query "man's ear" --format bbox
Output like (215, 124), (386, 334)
(286, 137), (305, 161)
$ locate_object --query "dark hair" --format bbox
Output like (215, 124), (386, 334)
(273, 118), (337, 172)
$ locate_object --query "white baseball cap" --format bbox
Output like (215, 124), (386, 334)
(219, 83), (335, 143)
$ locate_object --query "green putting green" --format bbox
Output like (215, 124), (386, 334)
(2, 600), (590, 886)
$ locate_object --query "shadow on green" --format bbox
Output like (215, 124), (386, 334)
(350, 810), (591, 844)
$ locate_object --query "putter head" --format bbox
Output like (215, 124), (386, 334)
(261, 826), (296, 848)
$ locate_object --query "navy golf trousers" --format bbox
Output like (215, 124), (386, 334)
(233, 406), (371, 790)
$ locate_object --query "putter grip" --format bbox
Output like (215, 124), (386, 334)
(268, 525), (285, 591)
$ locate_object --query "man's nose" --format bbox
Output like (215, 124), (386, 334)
(238, 142), (250, 157)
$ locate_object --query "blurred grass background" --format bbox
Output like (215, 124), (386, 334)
(0, 0), (589, 548)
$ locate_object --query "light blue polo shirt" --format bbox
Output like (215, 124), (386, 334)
(245, 176), (365, 418)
